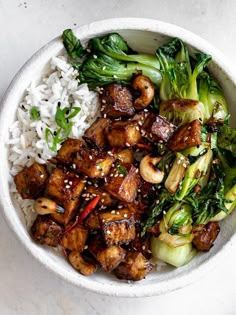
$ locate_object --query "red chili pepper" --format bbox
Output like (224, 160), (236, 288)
(63, 196), (100, 235)
(136, 143), (153, 151)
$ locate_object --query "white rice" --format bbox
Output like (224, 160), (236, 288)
(8, 54), (100, 223)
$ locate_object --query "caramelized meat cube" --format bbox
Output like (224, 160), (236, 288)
(84, 211), (101, 230)
(83, 117), (111, 149)
(100, 83), (135, 118)
(193, 222), (220, 251)
(104, 164), (140, 203)
(128, 225), (151, 258)
(55, 138), (83, 165)
(14, 163), (48, 199)
(73, 148), (114, 178)
(142, 113), (176, 143)
(89, 236), (125, 272)
(105, 120), (141, 147)
(86, 186), (117, 207)
(114, 148), (134, 164)
(68, 251), (97, 276)
(61, 226), (88, 252)
(46, 168), (85, 225)
(31, 216), (62, 247)
(114, 251), (152, 281)
(168, 119), (202, 151)
(99, 209), (136, 246)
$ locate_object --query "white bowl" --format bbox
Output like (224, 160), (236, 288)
(1, 18), (236, 297)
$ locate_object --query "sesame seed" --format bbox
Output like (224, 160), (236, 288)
(119, 174), (124, 177)
(183, 163), (187, 168)
(111, 210), (116, 214)
(69, 181), (73, 185)
(89, 155), (93, 160)
(102, 66), (106, 70)
(114, 173), (118, 177)
(72, 163), (76, 169)
(110, 173), (114, 177)
(124, 213), (128, 218)
(87, 181), (92, 185)
(101, 199), (105, 203)
(135, 126), (140, 131)
(103, 114), (107, 118)
(116, 211), (120, 215)
(142, 245), (146, 250)
(125, 142), (131, 147)
(65, 185), (70, 189)
(102, 99), (106, 104)
(106, 230), (111, 234)
(64, 179), (68, 183)
(84, 245), (88, 249)
(93, 55), (97, 59)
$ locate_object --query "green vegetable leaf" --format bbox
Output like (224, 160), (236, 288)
(30, 106), (40, 121)
(62, 29), (86, 59)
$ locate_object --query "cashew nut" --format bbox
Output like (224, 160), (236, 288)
(132, 74), (155, 110)
(33, 197), (64, 215)
(139, 155), (164, 184)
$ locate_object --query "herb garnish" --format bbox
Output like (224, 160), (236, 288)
(30, 106), (40, 121)
(45, 105), (81, 152)
(116, 163), (128, 176)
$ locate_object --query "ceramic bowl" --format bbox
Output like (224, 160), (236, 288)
(0, 18), (236, 297)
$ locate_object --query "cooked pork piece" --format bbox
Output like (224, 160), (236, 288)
(31, 216), (63, 247)
(55, 138), (83, 165)
(61, 225), (88, 252)
(73, 148), (114, 178)
(99, 83), (135, 118)
(14, 163), (48, 199)
(88, 236), (126, 272)
(114, 148), (134, 164)
(142, 113), (176, 143)
(105, 120), (141, 147)
(85, 186), (117, 207)
(104, 164), (140, 203)
(84, 211), (101, 230)
(68, 251), (97, 276)
(99, 209), (136, 246)
(83, 117), (111, 150)
(168, 119), (202, 151)
(114, 251), (153, 281)
(46, 168), (85, 225)
(193, 222), (220, 251)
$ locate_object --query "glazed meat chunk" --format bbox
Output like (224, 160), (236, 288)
(168, 119), (202, 151)
(88, 236), (126, 272)
(31, 216), (63, 247)
(73, 148), (114, 178)
(61, 226), (88, 252)
(104, 164), (140, 203)
(114, 148), (134, 164)
(193, 221), (220, 251)
(99, 83), (135, 118)
(68, 251), (97, 276)
(14, 162), (48, 199)
(83, 117), (111, 150)
(85, 186), (117, 207)
(114, 251), (153, 281)
(105, 120), (141, 147)
(46, 168), (85, 225)
(142, 113), (176, 143)
(55, 138), (83, 165)
(99, 209), (136, 246)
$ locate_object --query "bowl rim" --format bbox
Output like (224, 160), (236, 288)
(1, 17), (236, 297)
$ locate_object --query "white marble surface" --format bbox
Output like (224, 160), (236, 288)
(1, 0), (236, 314)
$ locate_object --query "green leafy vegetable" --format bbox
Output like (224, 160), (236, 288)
(218, 125), (236, 155)
(62, 29), (86, 59)
(79, 52), (161, 88)
(88, 33), (160, 69)
(151, 237), (196, 267)
(198, 71), (228, 121)
(156, 38), (211, 101)
(30, 106), (40, 121)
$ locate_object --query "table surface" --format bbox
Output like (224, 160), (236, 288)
(1, 0), (236, 314)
